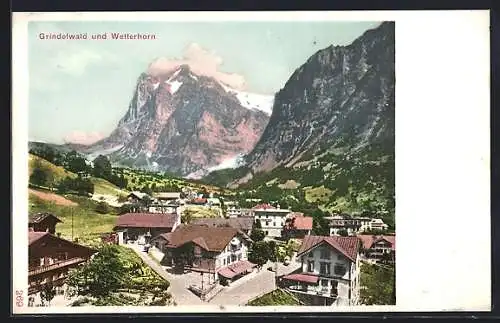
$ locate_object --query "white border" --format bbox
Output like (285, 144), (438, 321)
(12, 10), (491, 314)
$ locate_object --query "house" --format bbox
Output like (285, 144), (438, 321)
(127, 191), (150, 204)
(151, 225), (254, 285)
(29, 213), (62, 235)
(153, 192), (181, 203)
(357, 234), (395, 264)
(190, 217), (254, 235)
(28, 231), (97, 307)
(283, 213), (313, 239)
(278, 235), (361, 306)
(252, 203), (291, 238)
(367, 218), (389, 232)
(326, 214), (367, 236)
(148, 202), (180, 215)
(206, 198), (221, 207)
(113, 212), (181, 245)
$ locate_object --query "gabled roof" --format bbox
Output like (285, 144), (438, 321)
(28, 213), (62, 224)
(358, 235), (396, 250)
(190, 198), (207, 204)
(128, 191), (149, 200)
(161, 224), (242, 252)
(28, 231), (97, 254)
(297, 235), (360, 262)
(285, 216), (313, 231)
(114, 213), (178, 229)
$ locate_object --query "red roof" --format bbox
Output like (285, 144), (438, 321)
(282, 273), (319, 284)
(285, 216), (313, 230)
(218, 260), (256, 279)
(252, 203), (276, 210)
(358, 235), (396, 250)
(190, 198), (207, 204)
(114, 213), (178, 229)
(297, 235), (360, 262)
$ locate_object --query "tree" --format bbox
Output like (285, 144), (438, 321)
(64, 151), (89, 174)
(359, 262), (396, 305)
(40, 283), (56, 306)
(248, 241), (269, 268)
(311, 209), (330, 236)
(338, 229), (349, 237)
(181, 208), (195, 224)
(250, 220), (265, 242)
(93, 155), (112, 179)
(30, 160), (51, 187)
(67, 244), (127, 297)
(95, 201), (111, 214)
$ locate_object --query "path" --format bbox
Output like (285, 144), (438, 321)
(29, 188), (77, 206)
(127, 244), (205, 305)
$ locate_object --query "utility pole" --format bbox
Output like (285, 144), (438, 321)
(71, 207), (74, 241)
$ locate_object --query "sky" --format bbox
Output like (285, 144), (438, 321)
(28, 20), (381, 145)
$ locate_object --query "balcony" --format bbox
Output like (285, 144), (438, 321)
(29, 257), (86, 277)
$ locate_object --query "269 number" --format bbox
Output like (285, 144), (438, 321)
(15, 290), (24, 307)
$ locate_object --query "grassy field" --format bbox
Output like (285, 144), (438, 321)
(304, 185), (334, 204)
(29, 191), (118, 246)
(29, 154), (76, 181)
(91, 177), (129, 196)
(182, 205), (222, 218)
(247, 289), (301, 306)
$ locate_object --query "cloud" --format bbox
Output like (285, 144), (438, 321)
(147, 43), (246, 90)
(63, 131), (105, 145)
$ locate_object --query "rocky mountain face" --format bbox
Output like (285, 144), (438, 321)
(233, 21), (395, 184)
(81, 64), (272, 177)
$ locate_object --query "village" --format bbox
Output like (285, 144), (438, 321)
(27, 187), (395, 307)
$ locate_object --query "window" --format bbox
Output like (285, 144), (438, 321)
(320, 262), (331, 276)
(307, 261), (314, 272)
(308, 252), (314, 258)
(320, 279), (329, 287)
(334, 264), (347, 276)
(273, 222), (276, 226)
(227, 256), (230, 264)
(320, 249), (330, 259)
(223, 258), (226, 265)
(238, 254), (242, 261)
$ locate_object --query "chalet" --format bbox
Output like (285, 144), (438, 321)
(279, 235), (361, 306)
(148, 202), (180, 215)
(113, 212), (181, 245)
(357, 234), (395, 264)
(28, 231), (96, 307)
(283, 213), (313, 239)
(151, 225), (255, 285)
(326, 215), (390, 236)
(29, 213), (62, 235)
(191, 217), (254, 235)
(127, 191), (150, 204)
(252, 203), (291, 238)
(206, 198), (221, 207)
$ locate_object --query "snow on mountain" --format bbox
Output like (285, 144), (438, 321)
(219, 81), (274, 115)
(165, 79), (183, 94)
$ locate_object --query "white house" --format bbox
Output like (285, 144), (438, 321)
(279, 235), (361, 306)
(252, 203), (291, 238)
(327, 215), (389, 236)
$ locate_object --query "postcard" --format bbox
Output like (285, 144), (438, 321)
(12, 10), (490, 314)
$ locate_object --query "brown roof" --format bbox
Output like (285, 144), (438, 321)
(28, 231), (97, 253)
(297, 235), (360, 262)
(358, 235), (396, 250)
(164, 224), (241, 252)
(114, 213), (177, 229)
(285, 216), (313, 230)
(29, 213), (62, 224)
(191, 217), (254, 231)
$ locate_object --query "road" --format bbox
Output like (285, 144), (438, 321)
(127, 244), (205, 305)
(129, 244), (302, 306)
